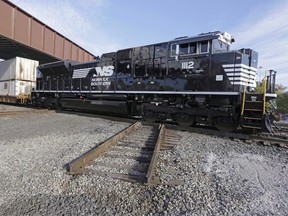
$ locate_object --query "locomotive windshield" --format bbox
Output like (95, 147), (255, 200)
(212, 39), (230, 53)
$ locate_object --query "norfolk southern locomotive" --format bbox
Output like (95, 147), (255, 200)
(32, 31), (277, 132)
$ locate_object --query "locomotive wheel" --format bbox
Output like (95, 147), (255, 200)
(143, 110), (157, 123)
(175, 113), (195, 127)
(213, 116), (237, 132)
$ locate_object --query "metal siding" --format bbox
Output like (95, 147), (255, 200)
(0, 0), (13, 38)
(30, 19), (43, 50)
(43, 28), (54, 55)
(0, 80), (35, 96)
(71, 44), (78, 60)
(78, 49), (84, 62)
(63, 39), (72, 59)
(15, 57), (38, 81)
(54, 34), (63, 59)
(0, 58), (15, 81)
(83, 52), (89, 62)
(89, 55), (94, 61)
(0, 81), (14, 95)
(14, 10), (30, 44)
(0, 57), (38, 81)
(0, 0), (96, 63)
(15, 80), (36, 96)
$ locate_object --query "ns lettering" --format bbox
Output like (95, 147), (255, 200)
(94, 65), (114, 77)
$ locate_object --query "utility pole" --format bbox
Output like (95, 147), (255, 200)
(258, 66), (263, 82)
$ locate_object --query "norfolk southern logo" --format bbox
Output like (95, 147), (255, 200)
(72, 65), (114, 88)
(72, 66), (114, 78)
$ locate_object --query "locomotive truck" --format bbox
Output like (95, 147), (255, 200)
(32, 31), (277, 132)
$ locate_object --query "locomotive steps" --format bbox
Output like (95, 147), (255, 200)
(64, 122), (183, 185)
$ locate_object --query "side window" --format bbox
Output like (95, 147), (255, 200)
(212, 39), (229, 53)
(170, 44), (177, 57)
(170, 41), (210, 56)
(179, 43), (189, 55)
(175, 42), (198, 55)
(155, 44), (167, 58)
(189, 42), (197, 54)
(200, 41), (209, 53)
(117, 49), (131, 75)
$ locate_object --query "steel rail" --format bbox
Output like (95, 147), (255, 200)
(146, 124), (165, 185)
(250, 134), (288, 148)
(0, 109), (48, 116)
(64, 122), (142, 174)
(166, 124), (288, 149)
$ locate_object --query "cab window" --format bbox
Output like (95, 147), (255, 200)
(212, 39), (229, 53)
(170, 44), (177, 56)
(200, 41), (209, 53)
(179, 43), (189, 55)
(170, 40), (210, 56)
(189, 42), (197, 54)
(179, 42), (197, 55)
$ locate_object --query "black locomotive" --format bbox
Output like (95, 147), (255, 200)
(32, 31), (277, 132)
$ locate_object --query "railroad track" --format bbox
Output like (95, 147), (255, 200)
(64, 120), (287, 186)
(64, 122), (183, 185)
(166, 124), (288, 149)
(55, 109), (288, 149)
(0, 109), (49, 116)
(248, 132), (288, 148)
(273, 124), (288, 133)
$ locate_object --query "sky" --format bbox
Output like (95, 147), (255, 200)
(9, 0), (288, 88)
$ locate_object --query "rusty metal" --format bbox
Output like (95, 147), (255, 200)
(0, 95), (17, 103)
(64, 122), (188, 185)
(64, 122), (142, 174)
(0, 109), (48, 116)
(165, 122), (288, 150)
(146, 124), (165, 185)
(0, 0), (96, 63)
(250, 134), (288, 148)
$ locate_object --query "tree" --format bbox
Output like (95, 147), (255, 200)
(276, 92), (288, 114)
(275, 84), (287, 95)
(255, 81), (287, 113)
(255, 81), (263, 93)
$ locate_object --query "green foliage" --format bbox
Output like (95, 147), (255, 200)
(275, 84), (287, 95)
(276, 91), (288, 114)
(255, 81), (287, 113)
(255, 81), (263, 93)
(255, 82), (286, 95)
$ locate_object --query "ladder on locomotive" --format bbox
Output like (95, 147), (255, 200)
(240, 78), (267, 131)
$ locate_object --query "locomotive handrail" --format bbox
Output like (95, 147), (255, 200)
(241, 77), (251, 116)
(241, 86), (247, 116)
(262, 76), (267, 115)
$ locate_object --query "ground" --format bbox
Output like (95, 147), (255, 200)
(0, 104), (287, 215)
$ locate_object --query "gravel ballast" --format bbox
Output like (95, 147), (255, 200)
(0, 105), (287, 215)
